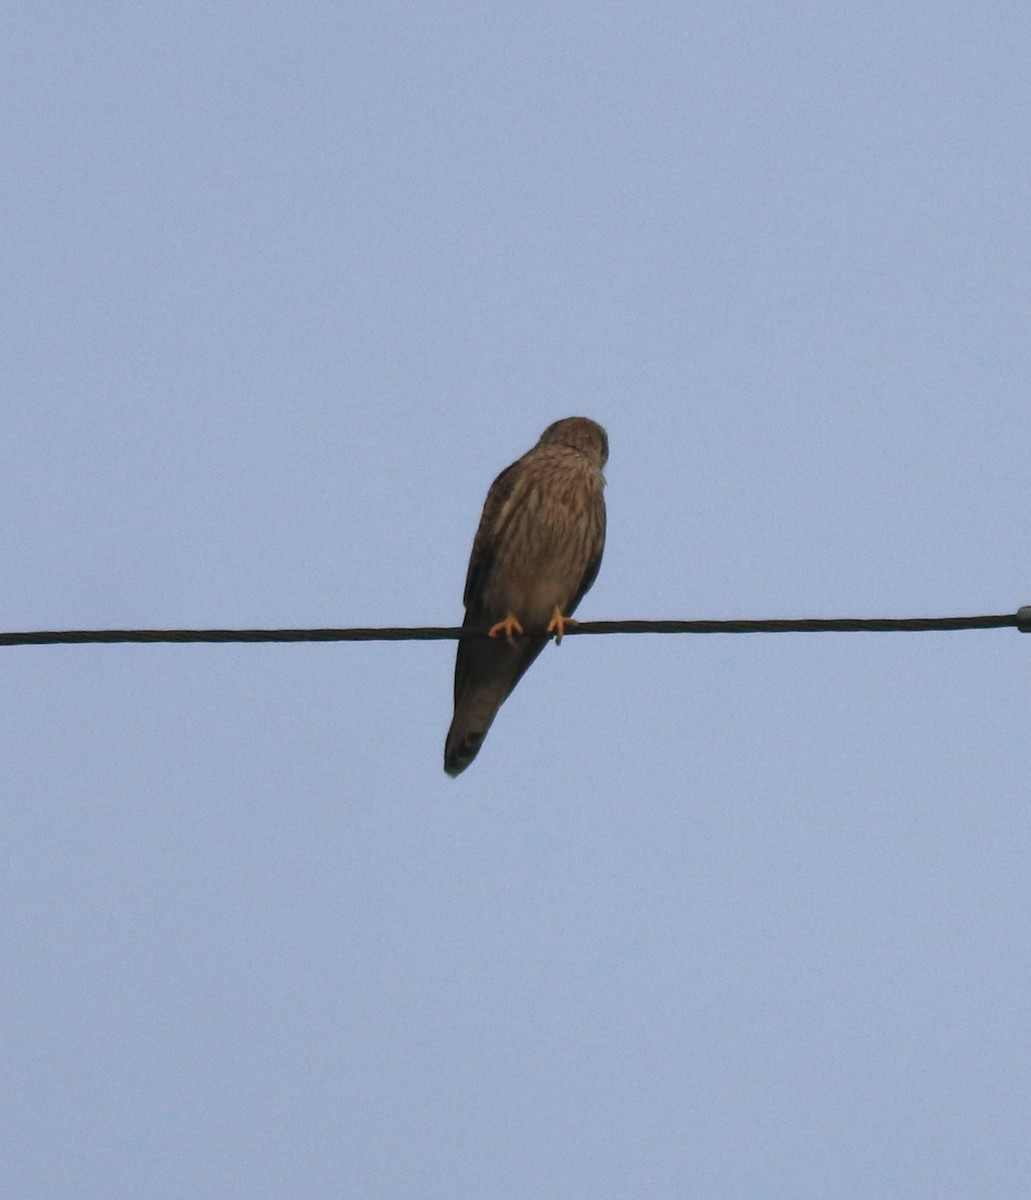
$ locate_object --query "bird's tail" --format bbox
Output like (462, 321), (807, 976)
(444, 706), (495, 777)
(444, 636), (546, 776)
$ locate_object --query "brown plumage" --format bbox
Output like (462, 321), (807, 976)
(444, 417), (608, 776)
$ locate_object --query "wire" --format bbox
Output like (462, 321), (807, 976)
(2, 608), (1029, 646)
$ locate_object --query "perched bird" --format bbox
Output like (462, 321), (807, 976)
(444, 417), (608, 776)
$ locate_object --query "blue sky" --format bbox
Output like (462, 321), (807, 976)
(3, 5), (1030, 1197)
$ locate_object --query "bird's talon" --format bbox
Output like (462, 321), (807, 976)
(488, 614), (525, 645)
(546, 608), (578, 644)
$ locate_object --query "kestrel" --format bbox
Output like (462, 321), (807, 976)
(444, 416), (608, 776)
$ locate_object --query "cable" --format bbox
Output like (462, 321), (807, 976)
(2, 608), (1029, 646)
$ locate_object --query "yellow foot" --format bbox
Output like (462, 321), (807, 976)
(488, 613), (525, 645)
(545, 607), (578, 644)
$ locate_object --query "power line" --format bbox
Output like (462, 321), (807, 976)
(2, 608), (1029, 646)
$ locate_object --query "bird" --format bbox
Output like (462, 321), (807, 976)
(444, 416), (608, 776)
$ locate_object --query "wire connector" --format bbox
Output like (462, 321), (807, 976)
(1017, 606), (1031, 633)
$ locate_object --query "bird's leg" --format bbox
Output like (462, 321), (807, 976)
(546, 607), (578, 644)
(488, 613), (525, 645)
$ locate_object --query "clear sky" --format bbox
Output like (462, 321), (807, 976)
(3, 4), (1030, 1197)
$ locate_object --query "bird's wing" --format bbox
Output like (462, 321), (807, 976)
(461, 458), (523, 618)
(567, 496), (606, 616)
(446, 456), (549, 775)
